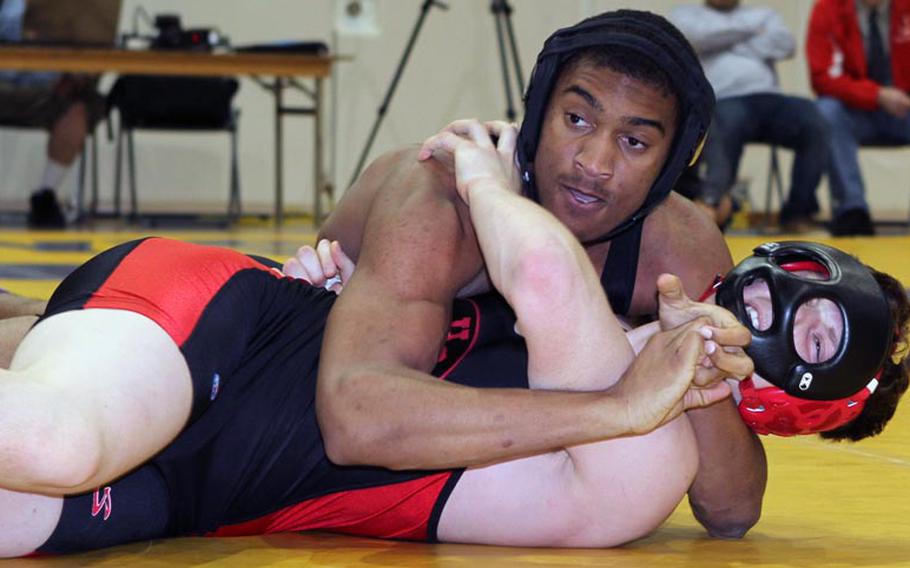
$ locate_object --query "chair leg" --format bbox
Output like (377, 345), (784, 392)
(126, 129), (138, 220)
(763, 147), (778, 229)
(762, 146), (786, 231)
(114, 125), (124, 217)
(75, 133), (99, 224)
(228, 118), (241, 223)
(77, 140), (87, 222)
(90, 132), (99, 217)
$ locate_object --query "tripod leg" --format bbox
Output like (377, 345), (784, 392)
(492, 4), (517, 122)
(499, 0), (525, 94)
(349, 0), (449, 187)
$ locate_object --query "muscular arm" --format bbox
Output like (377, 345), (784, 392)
(639, 196), (767, 537)
(317, 150), (643, 471)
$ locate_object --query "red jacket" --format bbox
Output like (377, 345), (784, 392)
(807, 0), (910, 110)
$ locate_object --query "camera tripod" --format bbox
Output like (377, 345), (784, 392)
(349, 0), (525, 186)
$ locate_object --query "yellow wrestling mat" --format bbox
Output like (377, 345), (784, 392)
(1, 227), (908, 567)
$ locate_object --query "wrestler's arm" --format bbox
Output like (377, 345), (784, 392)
(433, 125), (725, 548)
(0, 293), (46, 320)
(0, 294), (45, 369)
(316, 149), (660, 471)
(645, 198), (767, 538)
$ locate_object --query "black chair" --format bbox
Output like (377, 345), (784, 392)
(107, 75), (241, 223)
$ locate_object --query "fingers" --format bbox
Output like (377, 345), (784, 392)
(418, 131), (463, 164)
(316, 239), (338, 280)
(418, 119), (517, 160)
(282, 255), (310, 282)
(283, 239), (350, 289)
(683, 381), (732, 411)
(669, 317), (711, 364)
(495, 123), (517, 159)
(657, 273), (687, 304)
(703, 324), (752, 349)
(709, 346), (754, 380)
(330, 240), (357, 282)
(694, 350), (753, 387)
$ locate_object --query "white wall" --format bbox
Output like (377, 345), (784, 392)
(0, 0), (906, 219)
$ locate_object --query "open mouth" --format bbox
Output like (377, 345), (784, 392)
(564, 185), (604, 206)
(744, 303), (762, 329)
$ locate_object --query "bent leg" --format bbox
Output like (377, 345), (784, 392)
(761, 96), (828, 221)
(815, 97), (874, 214)
(1, 309), (192, 495)
(0, 462), (173, 558)
(440, 415), (698, 547)
(701, 98), (755, 205)
(47, 101), (88, 166)
(0, 489), (62, 558)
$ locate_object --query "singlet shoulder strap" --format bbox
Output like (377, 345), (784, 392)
(600, 220), (644, 316)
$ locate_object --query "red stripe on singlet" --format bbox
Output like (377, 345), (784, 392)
(84, 238), (275, 346)
(209, 472), (454, 541)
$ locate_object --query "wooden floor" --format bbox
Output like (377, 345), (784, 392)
(1, 224), (908, 567)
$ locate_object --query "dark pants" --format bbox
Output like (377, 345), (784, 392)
(700, 93), (830, 222)
(815, 96), (910, 216)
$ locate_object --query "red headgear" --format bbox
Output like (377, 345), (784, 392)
(737, 375), (878, 436)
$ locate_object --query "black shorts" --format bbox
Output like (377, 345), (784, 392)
(38, 238), (338, 553)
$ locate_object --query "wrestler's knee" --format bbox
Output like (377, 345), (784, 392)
(2, 383), (104, 493)
(0, 490), (62, 558)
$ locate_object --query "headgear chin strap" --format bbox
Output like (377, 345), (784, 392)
(716, 241), (894, 401)
(516, 10), (715, 244)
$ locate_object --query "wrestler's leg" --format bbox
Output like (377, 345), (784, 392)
(0, 316), (36, 368)
(0, 292), (46, 320)
(0, 489), (62, 558)
(0, 308), (192, 496)
(0, 461), (174, 558)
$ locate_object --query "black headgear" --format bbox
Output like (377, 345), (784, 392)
(516, 9), (715, 244)
(716, 241), (894, 400)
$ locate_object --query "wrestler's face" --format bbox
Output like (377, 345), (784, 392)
(741, 273), (845, 389)
(531, 64), (678, 243)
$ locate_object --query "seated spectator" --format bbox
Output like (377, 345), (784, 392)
(807, 0), (910, 236)
(0, 0), (106, 228)
(671, 0), (829, 233)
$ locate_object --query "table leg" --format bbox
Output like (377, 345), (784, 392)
(274, 78), (284, 227)
(314, 77), (324, 225)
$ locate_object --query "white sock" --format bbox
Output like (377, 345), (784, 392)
(39, 159), (71, 191)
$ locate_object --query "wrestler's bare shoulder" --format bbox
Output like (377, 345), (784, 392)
(320, 145), (461, 258)
(637, 194), (732, 300)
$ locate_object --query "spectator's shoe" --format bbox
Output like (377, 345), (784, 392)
(27, 188), (66, 229)
(830, 208), (876, 236)
(780, 215), (816, 234)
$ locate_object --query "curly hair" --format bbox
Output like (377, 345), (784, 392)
(820, 267), (910, 441)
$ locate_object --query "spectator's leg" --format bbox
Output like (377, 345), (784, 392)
(699, 97), (756, 225)
(814, 97), (877, 215)
(28, 102), (89, 228)
(44, 101), (87, 184)
(871, 106), (910, 146)
(760, 95), (828, 224)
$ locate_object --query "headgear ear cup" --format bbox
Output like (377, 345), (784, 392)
(516, 10), (715, 244)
